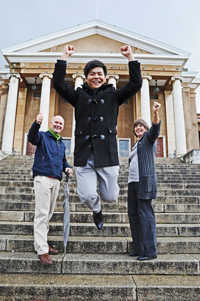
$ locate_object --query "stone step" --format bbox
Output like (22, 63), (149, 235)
(0, 201), (128, 213)
(0, 273), (135, 301)
(1, 235), (200, 254)
(70, 223), (200, 237)
(2, 185), (200, 197)
(2, 181), (200, 193)
(0, 162), (199, 169)
(1, 210), (200, 224)
(0, 252), (199, 275)
(1, 273), (199, 301)
(1, 193), (200, 205)
(157, 180), (200, 183)
(154, 196), (200, 204)
(119, 188), (200, 196)
(1, 200), (200, 213)
(2, 179), (200, 190)
(155, 213), (200, 224)
(133, 275), (200, 301)
(1, 177), (200, 187)
(1, 174), (200, 184)
(1, 166), (199, 172)
(157, 174), (200, 178)
(1, 221), (200, 237)
(157, 189), (200, 196)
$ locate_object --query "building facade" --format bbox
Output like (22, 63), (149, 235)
(0, 20), (199, 158)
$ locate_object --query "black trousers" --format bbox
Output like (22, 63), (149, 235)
(128, 182), (157, 257)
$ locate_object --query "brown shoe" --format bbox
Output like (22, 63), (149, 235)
(38, 253), (53, 265)
(49, 246), (59, 255)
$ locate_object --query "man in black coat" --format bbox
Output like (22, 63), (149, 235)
(53, 45), (142, 230)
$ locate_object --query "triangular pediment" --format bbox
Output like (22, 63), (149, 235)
(2, 20), (190, 57)
(40, 34), (152, 55)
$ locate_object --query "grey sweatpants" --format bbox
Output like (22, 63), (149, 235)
(75, 152), (120, 213)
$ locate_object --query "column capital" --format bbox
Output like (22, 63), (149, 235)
(106, 74), (119, 82)
(164, 90), (172, 96)
(9, 73), (23, 82)
(39, 73), (53, 80)
(142, 75), (152, 81)
(2, 82), (9, 90)
(171, 76), (183, 83)
(72, 74), (85, 82)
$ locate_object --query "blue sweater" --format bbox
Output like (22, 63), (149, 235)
(28, 121), (70, 180)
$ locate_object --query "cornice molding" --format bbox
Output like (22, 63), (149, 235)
(3, 52), (188, 67)
(2, 20), (190, 57)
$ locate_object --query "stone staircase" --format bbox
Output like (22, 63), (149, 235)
(0, 155), (200, 301)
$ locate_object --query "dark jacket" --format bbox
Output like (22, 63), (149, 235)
(134, 121), (161, 200)
(53, 60), (142, 168)
(28, 121), (70, 180)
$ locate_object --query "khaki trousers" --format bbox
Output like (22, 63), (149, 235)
(34, 176), (60, 255)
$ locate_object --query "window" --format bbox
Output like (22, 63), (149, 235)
(118, 138), (131, 157)
(33, 92), (41, 98)
(62, 138), (72, 156)
(150, 94), (158, 100)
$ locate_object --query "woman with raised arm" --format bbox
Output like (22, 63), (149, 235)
(128, 101), (161, 261)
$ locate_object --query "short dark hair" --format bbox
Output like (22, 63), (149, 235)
(133, 119), (149, 137)
(84, 60), (107, 78)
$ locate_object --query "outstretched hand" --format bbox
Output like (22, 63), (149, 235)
(61, 45), (75, 61)
(121, 45), (135, 61)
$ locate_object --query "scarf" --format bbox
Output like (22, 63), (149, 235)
(49, 128), (61, 142)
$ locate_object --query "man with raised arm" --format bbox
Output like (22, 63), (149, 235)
(53, 45), (142, 231)
(28, 113), (72, 265)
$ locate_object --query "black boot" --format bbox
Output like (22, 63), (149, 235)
(93, 210), (103, 230)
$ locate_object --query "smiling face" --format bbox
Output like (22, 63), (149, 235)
(50, 116), (64, 134)
(134, 123), (147, 139)
(86, 67), (106, 90)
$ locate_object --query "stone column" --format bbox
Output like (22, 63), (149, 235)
(164, 90), (176, 157)
(141, 75), (152, 127)
(13, 88), (28, 154)
(189, 88), (199, 149)
(39, 73), (53, 131)
(0, 82), (9, 149)
(171, 76), (187, 155)
(107, 74), (119, 88)
(182, 85), (193, 152)
(2, 74), (22, 153)
(71, 74), (85, 153)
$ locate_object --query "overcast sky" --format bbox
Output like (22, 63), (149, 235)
(1, 0), (200, 109)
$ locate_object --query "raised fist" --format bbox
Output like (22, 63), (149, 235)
(153, 102), (161, 114)
(120, 45), (135, 61)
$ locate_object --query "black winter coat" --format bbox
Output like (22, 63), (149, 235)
(53, 60), (142, 168)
